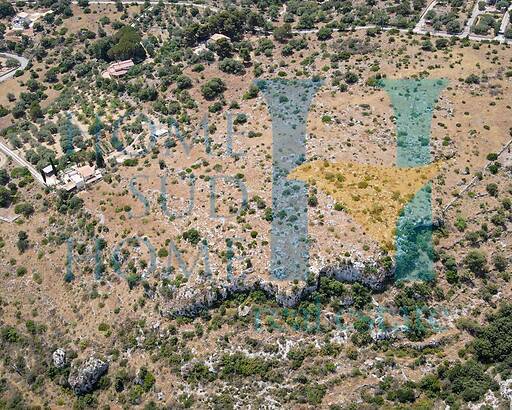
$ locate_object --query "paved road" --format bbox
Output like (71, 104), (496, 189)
(0, 141), (46, 185)
(6, 0), (512, 44)
(462, 0), (482, 37)
(71, 0), (218, 10)
(80, 0), (512, 44)
(499, 5), (511, 33)
(0, 53), (28, 83)
(496, 5), (512, 41)
(414, 0), (438, 33)
(266, 0), (512, 44)
(293, 23), (512, 44)
(414, 0), (512, 43)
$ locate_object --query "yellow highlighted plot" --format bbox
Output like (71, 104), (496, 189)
(289, 160), (440, 251)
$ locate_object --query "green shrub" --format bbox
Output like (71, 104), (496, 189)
(304, 383), (326, 405)
(157, 248), (169, 258)
(16, 266), (27, 276)
(345, 71), (359, 84)
(219, 58), (245, 75)
(454, 216), (467, 232)
(441, 360), (497, 402)
(123, 158), (138, 167)
(465, 74), (480, 84)
(201, 78), (226, 100)
(463, 250), (488, 276)
(182, 228), (201, 245)
(334, 202), (345, 211)
(317, 27), (333, 40)
(14, 202), (35, 217)
(221, 353), (273, 379)
(473, 304), (512, 365)
(98, 323), (110, 332)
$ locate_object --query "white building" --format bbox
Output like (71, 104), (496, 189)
(12, 13), (31, 31)
(207, 33), (230, 46)
(11, 11), (53, 31)
(42, 164), (54, 177)
(57, 165), (103, 192)
(154, 128), (168, 138)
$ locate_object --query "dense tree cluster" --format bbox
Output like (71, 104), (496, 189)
(89, 26), (146, 63)
(472, 14), (500, 35)
(0, 1), (14, 18)
(473, 304), (512, 369)
(200, 78), (226, 100)
(180, 8), (267, 47)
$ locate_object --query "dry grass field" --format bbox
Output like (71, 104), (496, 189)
(0, 1), (512, 408)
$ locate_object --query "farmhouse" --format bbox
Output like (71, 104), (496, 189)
(207, 33), (230, 46)
(11, 10), (53, 31)
(57, 165), (103, 192)
(101, 59), (135, 79)
(11, 12), (31, 30)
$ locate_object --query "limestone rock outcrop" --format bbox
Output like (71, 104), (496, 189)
(68, 356), (108, 395)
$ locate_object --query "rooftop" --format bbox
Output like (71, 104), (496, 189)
(101, 59), (134, 79)
(209, 33), (230, 43)
(77, 165), (95, 179)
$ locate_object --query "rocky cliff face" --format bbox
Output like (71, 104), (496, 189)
(68, 357), (108, 395)
(160, 258), (393, 319)
(160, 276), (308, 318)
(319, 258), (393, 291)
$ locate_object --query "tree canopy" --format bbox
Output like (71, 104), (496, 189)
(0, 2), (15, 18)
(108, 26), (146, 62)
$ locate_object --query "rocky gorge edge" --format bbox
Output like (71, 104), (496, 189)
(160, 257), (394, 318)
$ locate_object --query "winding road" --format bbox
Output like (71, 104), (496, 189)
(3, 0), (511, 44)
(0, 141), (46, 185)
(0, 0), (509, 185)
(87, 0), (512, 44)
(0, 55), (35, 181)
(0, 53), (28, 83)
(413, 0), (512, 43)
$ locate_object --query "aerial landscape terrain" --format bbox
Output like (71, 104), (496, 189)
(0, 0), (512, 408)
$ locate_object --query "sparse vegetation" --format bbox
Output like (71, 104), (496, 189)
(0, 1), (511, 408)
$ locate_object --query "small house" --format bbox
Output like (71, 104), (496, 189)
(42, 164), (54, 177)
(207, 33), (230, 46)
(77, 165), (95, 181)
(56, 164), (103, 192)
(69, 171), (85, 190)
(154, 128), (168, 138)
(101, 60), (134, 79)
(12, 12), (31, 31)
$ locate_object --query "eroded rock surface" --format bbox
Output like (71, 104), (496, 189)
(52, 348), (66, 369)
(68, 357), (108, 395)
(160, 259), (392, 318)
